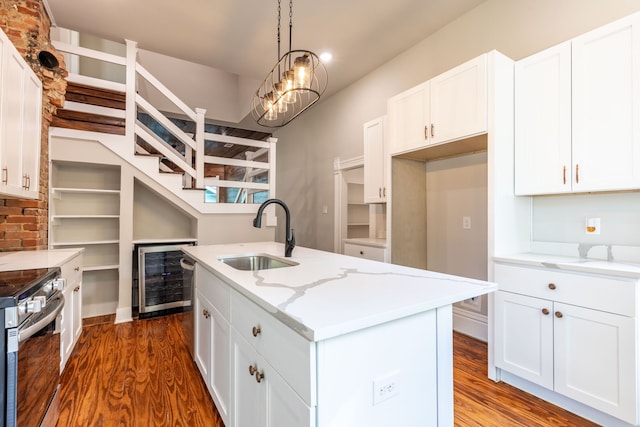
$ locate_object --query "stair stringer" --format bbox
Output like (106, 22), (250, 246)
(48, 127), (263, 215)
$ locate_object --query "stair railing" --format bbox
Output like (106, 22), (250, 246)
(51, 37), (275, 204)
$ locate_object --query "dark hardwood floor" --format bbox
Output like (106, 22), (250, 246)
(57, 314), (599, 427)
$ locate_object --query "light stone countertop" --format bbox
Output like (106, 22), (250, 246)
(494, 253), (640, 279)
(183, 242), (496, 341)
(0, 248), (84, 272)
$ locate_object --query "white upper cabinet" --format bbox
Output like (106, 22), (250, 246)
(0, 27), (42, 199)
(572, 13), (640, 192)
(429, 54), (487, 145)
(388, 81), (429, 155)
(515, 13), (640, 195)
(388, 54), (488, 156)
(363, 116), (387, 203)
(515, 42), (572, 195)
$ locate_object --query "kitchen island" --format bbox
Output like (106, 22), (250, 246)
(183, 242), (496, 427)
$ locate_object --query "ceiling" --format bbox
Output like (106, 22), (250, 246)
(43, 0), (486, 100)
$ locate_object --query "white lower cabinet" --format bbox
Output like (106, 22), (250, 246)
(231, 330), (313, 427)
(59, 252), (83, 373)
(494, 263), (638, 425)
(194, 266), (231, 425)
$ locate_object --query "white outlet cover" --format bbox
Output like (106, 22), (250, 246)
(372, 371), (400, 405)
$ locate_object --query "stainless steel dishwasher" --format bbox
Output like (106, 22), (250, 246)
(179, 256), (195, 358)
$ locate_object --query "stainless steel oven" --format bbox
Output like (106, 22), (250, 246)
(0, 268), (64, 427)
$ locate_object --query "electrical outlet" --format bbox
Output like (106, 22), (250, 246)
(462, 216), (471, 230)
(585, 218), (600, 235)
(373, 372), (400, 405)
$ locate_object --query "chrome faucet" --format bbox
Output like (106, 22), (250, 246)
(578, 243), (614, 262)
(253, 199), (296, 257)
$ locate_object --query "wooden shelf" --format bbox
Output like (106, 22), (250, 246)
(50, 161), (122, 319)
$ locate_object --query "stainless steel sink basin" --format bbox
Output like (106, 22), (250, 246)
(218, 254), (298, 271)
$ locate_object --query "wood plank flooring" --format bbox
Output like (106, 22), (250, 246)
(58, 314), (599, 427)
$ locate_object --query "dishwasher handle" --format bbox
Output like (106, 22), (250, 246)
(18, 293), (65, 343)
(180, 257), (195, 271)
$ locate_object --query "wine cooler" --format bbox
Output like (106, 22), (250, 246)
(136, 242), (195, 316)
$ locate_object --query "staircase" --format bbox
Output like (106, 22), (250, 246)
(50, 40), (276, 213)
(49, 39), (275, 215)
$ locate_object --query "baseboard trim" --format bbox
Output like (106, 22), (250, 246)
(114, 307), (133, 324)
(452, 307), (487, 342)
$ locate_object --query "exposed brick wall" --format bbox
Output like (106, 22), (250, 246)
(0, 0), (67, 251)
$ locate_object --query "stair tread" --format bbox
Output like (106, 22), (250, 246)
(66, 82), (126, 109)
(51, 116), (125, 135)
(56, 109), (125, 127)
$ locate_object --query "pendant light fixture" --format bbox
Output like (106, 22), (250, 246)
(251, 0), (328, 127)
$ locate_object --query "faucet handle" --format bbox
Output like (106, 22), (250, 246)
(285, 229), (296, 257)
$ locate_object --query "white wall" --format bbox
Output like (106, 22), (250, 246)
(273, 0), (640, 252)
(426, 152), (488, 281)
(532, 193), (640, 246)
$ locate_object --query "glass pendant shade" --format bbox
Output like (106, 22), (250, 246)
(263, 92), (278, 121)
(293, 54), (311, 89)
(251, 50), (327, 127)
(281, 70), (296, 103)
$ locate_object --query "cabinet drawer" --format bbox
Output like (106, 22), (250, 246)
(344, 243), (386, 262)
(231, 290), (316, 405)
(60, 253), (83, 288)
(494, 263), (636, 316)
(196, 264), (230, 321)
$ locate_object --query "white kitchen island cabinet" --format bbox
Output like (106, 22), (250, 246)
(492, 258), (640, 427)
(185, 242), (496, 427)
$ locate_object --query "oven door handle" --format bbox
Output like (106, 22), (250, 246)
(19, 294), (65, 343)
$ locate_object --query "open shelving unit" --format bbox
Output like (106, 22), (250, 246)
(49, 161), (121, 317)
(346, 182), (370, 238)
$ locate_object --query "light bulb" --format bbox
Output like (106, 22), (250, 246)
(281, 70), (296, 103)
(263, 92), (278, 121)
(273, 82), (288, 113)
(293, 54), (311, 89)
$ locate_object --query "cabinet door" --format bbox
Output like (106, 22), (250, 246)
(572, 13), (640, 192)
(195, 289), (231, 423)
(514, 42), (572, 195)
(553, 303), (637, 424)
(494, 291), (554, 389)
(0, 46), (27, 195)
(232, 331), (266, 427)
(387, 81), (429, 155)
(266, 363), (314, 427)
(194, 289), (213, 385)
(209, 303), (230, 424)
(363, 116), (387, 203)
(72, 280), (82, 342)
(59, 285), (74, 372)
(430, 54), (487, 145)
(20, 72), (42, 198)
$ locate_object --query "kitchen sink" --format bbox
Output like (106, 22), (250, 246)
(218, 254), (298, 271)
